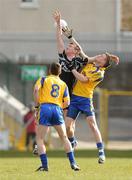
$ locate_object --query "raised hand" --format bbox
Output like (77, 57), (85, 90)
(106, 52), (119, 65)
(62, 26), (73, 39)
(53, 10), (61, 25)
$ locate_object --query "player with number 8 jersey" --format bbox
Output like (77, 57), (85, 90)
(33, 63), (80, 171)
(35, 75), (69, 109)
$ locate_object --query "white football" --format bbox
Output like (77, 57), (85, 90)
(54, 19), (68, 28)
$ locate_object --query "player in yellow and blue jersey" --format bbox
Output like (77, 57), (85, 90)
(53, 10), (99, 149)
(33, 62), (80, 171)
(65, 53), (119, 164)
(62, 25), (119, 164)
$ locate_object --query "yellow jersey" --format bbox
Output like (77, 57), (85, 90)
(34, 75), (70, 108)
(73, 63), (105, 98)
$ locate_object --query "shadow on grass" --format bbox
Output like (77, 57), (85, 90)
(0, 149), (132, 158)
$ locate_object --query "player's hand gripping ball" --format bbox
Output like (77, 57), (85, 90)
(54, 19), (68, 29)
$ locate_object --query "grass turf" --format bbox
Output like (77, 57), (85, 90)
(0, 150), (132, 180)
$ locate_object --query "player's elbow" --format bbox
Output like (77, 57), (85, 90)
(63, 100), (70, 109)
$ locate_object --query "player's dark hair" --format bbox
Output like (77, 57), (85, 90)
(49, 62), (61, 75)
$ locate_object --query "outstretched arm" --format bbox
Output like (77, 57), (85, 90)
(53, 10), (65, 54)
(62, 27), (96, 63)
(70, 37), (100, 64)
(70, 37), (88, 59)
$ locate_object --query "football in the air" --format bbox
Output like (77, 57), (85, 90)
(54, 19), (68, 28)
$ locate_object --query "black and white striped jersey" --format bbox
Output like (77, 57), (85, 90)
(58, 50), (88, 96)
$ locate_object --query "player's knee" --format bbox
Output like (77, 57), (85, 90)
(66, 125), (73, 134)
(60, 134), (67, 142)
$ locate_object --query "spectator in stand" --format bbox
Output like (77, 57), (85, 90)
(24, 103), (36, 151)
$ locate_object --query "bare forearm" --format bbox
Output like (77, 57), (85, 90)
(56, 24), (64, 53)
(88, 57), (97, 63)
(33, 88), (39, 107)
(72, 69), (88, 82)
(70, 37), (89, 59)
(53, 10), (65, 53)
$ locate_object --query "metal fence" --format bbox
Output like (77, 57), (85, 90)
(0, 61), (48, 105)
(74, 89), (132, 149)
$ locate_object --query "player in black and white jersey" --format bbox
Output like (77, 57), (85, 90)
(59, 50), (87, 97)
(53, 10), (91, 149)
(54, 10), (88, 97)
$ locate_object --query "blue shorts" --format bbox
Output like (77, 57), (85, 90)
(67, 95), (95, 119)
(39, 103), (64, 126)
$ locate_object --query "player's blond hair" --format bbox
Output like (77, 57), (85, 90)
(104, 52), (119, 68)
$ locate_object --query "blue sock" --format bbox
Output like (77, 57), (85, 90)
(67, 151), (76, 165)
(68, 137), (77, 148)
(96, 142), (104, 149)
(40, 154), (48, 168)
(68, 137), (75, 144)
(96, 142), (105, 156)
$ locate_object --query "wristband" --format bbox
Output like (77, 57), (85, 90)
(34, 105), (39, 109)
(68, 35), (72, 39)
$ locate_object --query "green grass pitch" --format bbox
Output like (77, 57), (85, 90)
(0, 150), (132, 180)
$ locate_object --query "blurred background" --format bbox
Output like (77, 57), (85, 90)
(0, 0), (132, 151)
